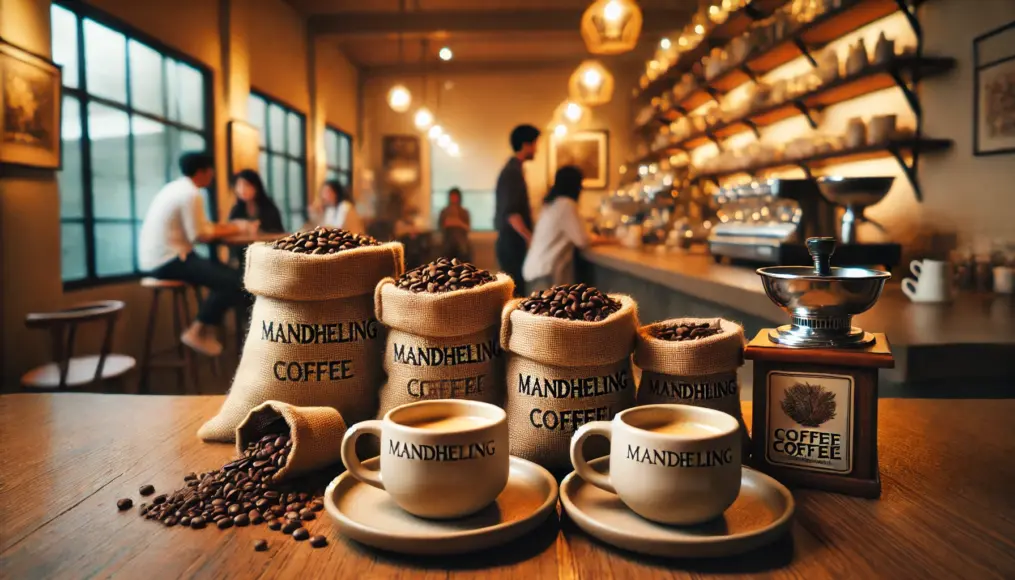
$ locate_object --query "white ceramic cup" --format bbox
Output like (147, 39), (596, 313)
(994, 266), (1014, 294)
(902, 259), (951, 303)
(340, 399), (509, 519)
(570, 404), (741, 526)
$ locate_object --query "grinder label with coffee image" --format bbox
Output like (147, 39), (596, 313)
(766, 371), (853, 473)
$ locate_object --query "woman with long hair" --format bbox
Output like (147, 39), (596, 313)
(228, 169), (285, 233)
(310, 179), (364, 234)
(522, 165), (612, 289)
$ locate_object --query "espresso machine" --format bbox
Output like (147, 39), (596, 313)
(707, 177), (900, 269)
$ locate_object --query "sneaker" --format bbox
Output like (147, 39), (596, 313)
(181, 328), (223, 357)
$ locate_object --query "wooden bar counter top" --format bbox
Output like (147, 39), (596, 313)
(2, 394), (1014, 579)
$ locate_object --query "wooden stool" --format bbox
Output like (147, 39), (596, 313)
(138, 278), (200, 394)
(21, 300), (136, 391)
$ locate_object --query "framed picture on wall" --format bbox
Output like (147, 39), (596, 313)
(973, 20), (1015, 156)
(0, 39), (62, 169)
(549, 130), (609, 189)
(227, 119), (261, 175)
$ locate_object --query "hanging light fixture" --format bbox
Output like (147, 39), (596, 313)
(447, 142), (461, 157)
(388, 84), (412, 113)
(428, 124), (443, 140)
(438, 133), (452, 149)
(553, 124), (569, 138)
(413, 107), (434, 131)
(569, 60), (615, 106)
(580, 0), (643, 55)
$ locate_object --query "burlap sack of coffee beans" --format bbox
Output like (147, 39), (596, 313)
(374, 267), (514, 416)
(501, 291), (638, 471)
(635, 317), (750, 457)
(235, 401), (348, 480)
(198, 237), (404, 441)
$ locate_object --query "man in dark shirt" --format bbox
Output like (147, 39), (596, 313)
(495, 124), (540, 296)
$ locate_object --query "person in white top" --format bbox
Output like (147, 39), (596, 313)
(522, 165), (613, 290)
(308, 180), (364, 234)
(138, 152), (242, 357)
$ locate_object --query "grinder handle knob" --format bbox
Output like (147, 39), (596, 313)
(807, 237), (837, 275)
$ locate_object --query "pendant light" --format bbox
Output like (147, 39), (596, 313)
(387, 3), (412, 113)
(569, 60), (615, 106)
(413, 40), (434, 130)
(581, 0), (643, 55)
(553, 99), (592, 131)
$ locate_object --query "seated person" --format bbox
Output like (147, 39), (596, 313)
(308, 180), (364, 234)
(438, 187), (472, 262)
(138, 152), (243, 357)
(227, 169), (285, 264)
(522, 165), (612, 290)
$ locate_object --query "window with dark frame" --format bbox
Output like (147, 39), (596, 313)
(51, 1), (214, 287)
(324, 125), (353, 191)
(246, 92), (308, 233)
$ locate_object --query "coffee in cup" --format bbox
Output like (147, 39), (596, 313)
(570, 404), (741, 525)
(340, 399), (509, 519)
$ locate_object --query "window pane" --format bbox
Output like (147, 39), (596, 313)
(270, 155), (286, 208)
(51, 5), (79, 88)
(337, 171), (350, 189)
(88, 102), (131, 219)
(58, 96), (84, 219)
(133, 116), (168, 216)
(326, 169), (338, 182)
(325, 129), (338, 166)
(287, 112), (302, 157)
(258, 150), (268, 177)
(61, 222), (88, 281)
(248, 95), (266, 147)
(338, 134), (351, 171)
(288, 213), (303, 233)
(94, 222), (135, 276)
(84, 19), (127, 103)
(287, 161), (304, 212)
(176, 62), (204, 129)
(167, 127), (206, 180)
(268, 104), (285, 153)
(129, 40), (165, 116)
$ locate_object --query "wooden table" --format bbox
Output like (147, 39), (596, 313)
(218, 231), (288, 246)
(2, 394), (1014, 579)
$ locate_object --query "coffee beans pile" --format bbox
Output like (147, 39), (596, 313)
(519, 283), (621, 322)
(119, 419), (330, 551)
(651, 321), (723, 341)
(272, 227), (380, 255)
(395, 257), (495, 293)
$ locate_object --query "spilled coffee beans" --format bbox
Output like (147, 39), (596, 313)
(271, 227), (380, 255)
(651, 321), (722, 341)
(519, 283), (621, 322)
(116, 498), (133, 511)
(309, 535), (328, 548)
(139, 484), (155, 496)
(254, 539), (269, 552)
(395, 257), (495, 293)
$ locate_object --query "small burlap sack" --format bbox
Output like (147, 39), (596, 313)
(635, 317), (750, 457)
(374, 274), (515, 416)
(198, 241), (404, 442)
(235, 401), (348, 480)
(501, 295), (638, 471)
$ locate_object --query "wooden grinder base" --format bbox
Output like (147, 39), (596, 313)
(745, 330), (894, 499)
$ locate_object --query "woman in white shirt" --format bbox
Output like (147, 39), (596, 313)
(522, 165), (610, 290)
(309, 180), (364, 234)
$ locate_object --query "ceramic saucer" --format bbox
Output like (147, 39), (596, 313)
(325, 455), (558, 555)
(560, 457), (794, 558)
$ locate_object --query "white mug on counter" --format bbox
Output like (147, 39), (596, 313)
(902, 259), (951, 303)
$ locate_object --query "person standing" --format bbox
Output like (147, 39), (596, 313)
(495, 124), (540, 296)
(139, 152), (243, 357)
(438, 187), (472, 261)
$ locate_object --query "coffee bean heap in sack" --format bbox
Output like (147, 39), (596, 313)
(519, 283), (621, 322)
(395, 257), (495, 293)
(271, 227), (380, 254)
(120, 420), (328, 548)
(651, 321), (723, 341)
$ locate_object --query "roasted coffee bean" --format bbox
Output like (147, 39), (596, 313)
(284, 511), (300, 521)
(227, 504), (241, 516)
(309, 500), (324, 512)
(152, 494), (167, 505)
(254, 539), (269, 552)
(287, 502), (303, 512)
(292, 528), (310, 542)
(190, 517), (206, 529)
(164, 517), (178, 527)
(520, 283), (621, 322)
(271, 227), (379, 254)
(300, 510), (315, 521)
(282, 520), (302, 534)
(249, 510), (264, 525)
(309, 535), (327, 548)
(179, 516), (190, 527)
(267, 519), (282, 531)
(233, 514), (250, 527)
(650, 321), (722, 342)
(116, 498), (133, 511)
(395, 257), (495, 293)
(139, 484), (156, 496)
(217, 518), (233, 530)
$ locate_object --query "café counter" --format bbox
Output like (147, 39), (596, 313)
(581, 246), (1015, 391)
(2, 393), (1014, 578)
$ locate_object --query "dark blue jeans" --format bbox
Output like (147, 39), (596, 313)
(151, 253), (243, 325)
(496, 231), (528, 297)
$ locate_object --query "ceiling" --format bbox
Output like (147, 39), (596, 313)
(285, 0), (697, 73)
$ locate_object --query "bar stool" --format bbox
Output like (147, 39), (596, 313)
(138, 278), (200, 394)
(21, 300), (136, 391)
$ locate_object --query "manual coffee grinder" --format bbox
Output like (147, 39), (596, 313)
(746, 237), (893, 498)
